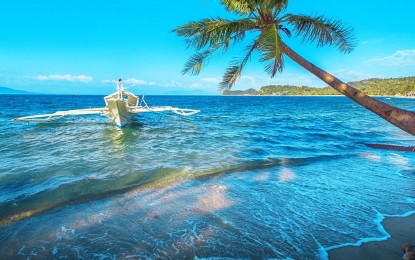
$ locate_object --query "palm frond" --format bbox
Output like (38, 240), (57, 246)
(220, 40), (259, 92)
(220, 65), (241, 92)
(173, 18), (256, 51)
(283, 14), (356, 53)
(182, 50), (212, 76)
(257, 24), (284, 77)
(263, 0), (288, 12)
(271, 0), (288, 17)
(279, 25), (291, 37)
(182, 40), (232, 76)
(220, 0), (253, 14)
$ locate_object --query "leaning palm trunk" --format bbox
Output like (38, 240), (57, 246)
(175, 1), (415, 137)
(281, 42), (415, 136)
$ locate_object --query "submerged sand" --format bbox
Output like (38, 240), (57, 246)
(328, 213), (415, 259)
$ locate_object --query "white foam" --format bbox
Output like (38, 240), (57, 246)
(323, 211), (415, 256)
(357, 153), (381, 162)
(388, 153), (410, 169)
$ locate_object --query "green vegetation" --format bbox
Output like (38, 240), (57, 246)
(222, 88), (259, 96)
(174, 0), (354, 91)
(223, 77), (415, 96)
(174, 0), (415, 135)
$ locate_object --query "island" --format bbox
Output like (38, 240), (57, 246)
(0, 87), (34, 95)
(223, 76), (415, 97)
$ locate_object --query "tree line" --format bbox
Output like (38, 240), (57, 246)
(223, 77), (415, 96)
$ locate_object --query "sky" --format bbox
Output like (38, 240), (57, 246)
(1, 0), (415, 95)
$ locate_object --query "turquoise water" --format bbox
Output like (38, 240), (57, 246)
(0, 95), (414, 259)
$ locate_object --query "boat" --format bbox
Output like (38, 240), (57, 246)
(13, 78), (200, 127)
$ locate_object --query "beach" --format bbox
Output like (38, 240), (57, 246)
(328, 213), (415, 259)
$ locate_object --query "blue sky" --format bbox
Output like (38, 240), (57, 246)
(1, 0), (415, 95)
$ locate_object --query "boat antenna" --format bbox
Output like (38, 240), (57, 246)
(117, 76), (123, 98)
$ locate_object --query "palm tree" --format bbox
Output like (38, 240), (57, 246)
(174, 0), (415, 136)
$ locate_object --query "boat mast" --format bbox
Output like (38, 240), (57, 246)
(117, 77), (123, 99)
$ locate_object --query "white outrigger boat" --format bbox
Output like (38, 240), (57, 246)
(13, 78), (200, 127)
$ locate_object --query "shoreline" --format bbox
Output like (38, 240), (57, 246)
(222, 94), (415, 98)
(327, 212), (415, 259)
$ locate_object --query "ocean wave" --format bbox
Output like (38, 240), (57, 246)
(0, 154), (347, 226)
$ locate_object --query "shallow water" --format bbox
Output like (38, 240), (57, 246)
(0, 95), (414, 259)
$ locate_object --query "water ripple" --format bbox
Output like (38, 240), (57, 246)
(1, 95), (415, 258)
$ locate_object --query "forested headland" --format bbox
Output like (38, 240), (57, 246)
(223, 77), (415, 97)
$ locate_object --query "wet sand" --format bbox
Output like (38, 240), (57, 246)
(328, 213), (415, 260)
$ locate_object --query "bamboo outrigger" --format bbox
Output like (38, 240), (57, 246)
(13, 78), (200, 127)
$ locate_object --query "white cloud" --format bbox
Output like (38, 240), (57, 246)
(250, 74), (320, 87)
(198, 71), (335, 90)
(240, 75), (257, 86)
(35, 74), (93, 83)
(124, 78), (156, 86)
(101, 77), (216, 90)
(124, 78), (145, 85)
(202, 77), (221, 83)
(365, 50), (415, 66)
(331, 69), (371, 82)
(101, 79), (114, 84)
(190, 83), (202, 88)
(102, 78), (196, 89)
(159, 81), (184, 88)
(101, 78), (156, 86)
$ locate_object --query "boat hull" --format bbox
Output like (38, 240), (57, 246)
(13, 86), (199, 127)
(105, 99), (135, 127)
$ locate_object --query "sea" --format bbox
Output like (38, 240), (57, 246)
(0, 94), (414, 259)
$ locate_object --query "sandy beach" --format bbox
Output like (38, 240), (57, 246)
(328, 213), (415, 260)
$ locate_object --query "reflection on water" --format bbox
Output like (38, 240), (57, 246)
(103, 125), (142, 154)
(0, 155), (336, 225)
(278, 168), (296, 183)
(197, 184), (234, 212)
(388, 153), (411, 169)
(357, 153), (382, 162)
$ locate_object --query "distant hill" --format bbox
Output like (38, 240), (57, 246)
(223, 77), (415, 97)
(222, 88), (258, 96)
(0, 87), (34, 95)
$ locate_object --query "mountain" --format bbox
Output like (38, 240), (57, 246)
(0, 87), (34, 95)
(222, 88), (258, 96)
(223, 76), (415, 97)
